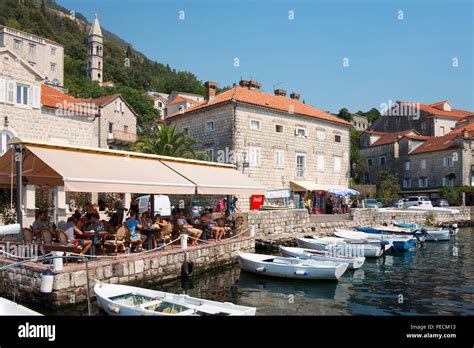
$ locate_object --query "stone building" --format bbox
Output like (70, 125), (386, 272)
(87, 15), (103, 83)
(0, 47), (137, 155)
(352, 114), (370, 131)
(0, 25), (64, 87)
(167, 80), (352, 209)
(91, 93), (137, 149)
(147, 91), (169, 120)
(370, 100), (474, 137)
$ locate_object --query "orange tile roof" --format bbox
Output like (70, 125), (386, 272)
(41, 85), (98, 116)
(370, 130), (416, 147)
(398, 101), (474, 119)
(403, 134), (432, 141)
(90, 93), (121, 107)
(168, 96), (203, 106)
(410, 133), (462, 155)
(449, 122), (474, 135)
(167, 86), (351, 126)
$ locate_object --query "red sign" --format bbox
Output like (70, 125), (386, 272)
(250, 195), (265, 210)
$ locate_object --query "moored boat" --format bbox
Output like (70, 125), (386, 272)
(355, 226), (427, 242)
(238, 252), (348, 280)
(334, 229), (418, 252)
(296, 236), (390, 258)
(0, 297), (42, 316)
(393, 222), (454, 241)
(94, 281), (256, 316)
(279, 246), (365, 270)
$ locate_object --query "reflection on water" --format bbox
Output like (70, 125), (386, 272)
(153, 228), (474, 315)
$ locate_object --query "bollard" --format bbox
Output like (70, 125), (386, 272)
(249, 225), (256, 237)
(52, 252), (64, 272)
(180, 233), (189, 250)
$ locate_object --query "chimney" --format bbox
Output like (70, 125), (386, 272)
(290, 92), (300, 101)
(239, 80), (261, 91)
(204, 81), (218, 102)
(463, 129), (469, 138)
(274, 89), (287, 97)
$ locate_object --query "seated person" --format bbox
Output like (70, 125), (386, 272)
(200, 212), (225, 242)
(125, 211), (146, 250)
(140, 211), (153, 229)
(176, 211), (202, 246)
(61, 217), (92, 254)
(85, 213), (106, 232)
(32, 211), (49, 235)
(151, 214), (172, 247)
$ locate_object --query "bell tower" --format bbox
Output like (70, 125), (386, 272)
(87, 14), (103, 83)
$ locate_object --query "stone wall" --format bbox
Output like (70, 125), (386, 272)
(0, 236), (254, 307)
(248, 209), (310, 238)
(350, 207), (471, 226)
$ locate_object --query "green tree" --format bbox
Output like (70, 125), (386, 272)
(337, 107), (353, 122)
(350, 130), (366, 184)
(376, 171), (400, 204)
(130, 124), (203, 159)
(366, 108), (381, 123)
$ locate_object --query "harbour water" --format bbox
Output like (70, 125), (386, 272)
(34, 227), (474, 316)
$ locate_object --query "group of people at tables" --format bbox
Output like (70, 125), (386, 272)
(30, 200), (237, 256)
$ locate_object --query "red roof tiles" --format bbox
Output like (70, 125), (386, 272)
(41, 85), (98, 116)
(167, 86), (351, 126)
(410, 133), (461, 155)
(370, 130), (416, 147)
(398, 101), (474, 119)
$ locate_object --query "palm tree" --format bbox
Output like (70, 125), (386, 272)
(131, 124), (203, 159)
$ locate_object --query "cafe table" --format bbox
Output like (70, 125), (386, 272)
(140, 228), (160, 250)
(82, 230), (113, 256)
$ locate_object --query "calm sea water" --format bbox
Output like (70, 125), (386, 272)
(150, 227), (474, 316)
(38, 227), (474, 316)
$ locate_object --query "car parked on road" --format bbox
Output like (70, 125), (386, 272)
(431, 198), (449, 207)
(387, 198), (404, 209)
(363, 199), (382, 208)
(403, 196), (432, 208)
(188, 199), (212, 218)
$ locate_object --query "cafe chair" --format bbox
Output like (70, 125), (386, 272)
(104, 225), (128, 256)
(57, 229), (83, 265)
(40, 229), (54, 245)
(23, 228), (36, 244)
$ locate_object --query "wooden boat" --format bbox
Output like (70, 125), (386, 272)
(355, 226), (428, 242)
(238, 252), (348, 280)
(334, 229), (417, 251)
(393, 222), (454, 241)
(279, 246), (365, 270)
(0, 297), (42, 316)
(296, 236), (390, 258)
(94, 281), (256, 316)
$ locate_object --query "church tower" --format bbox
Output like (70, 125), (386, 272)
(87, 14), (103, 83)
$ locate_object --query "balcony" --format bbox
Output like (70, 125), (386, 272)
(107, 130), (137, 145)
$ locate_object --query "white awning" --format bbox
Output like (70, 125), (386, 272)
(161, 160), (267, 195)
(0, 141), (267, 196)
(290, 181), (358, 196)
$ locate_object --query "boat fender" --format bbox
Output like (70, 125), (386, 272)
(256, 267), (266, 272)
(294, 270), (308, 276)
(181, 261), (195, 278)
(107, 304), (120, 314)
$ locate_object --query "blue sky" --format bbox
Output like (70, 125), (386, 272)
(59, 0), (473, 113)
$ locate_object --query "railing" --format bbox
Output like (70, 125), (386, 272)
(107, 130), (137, 144)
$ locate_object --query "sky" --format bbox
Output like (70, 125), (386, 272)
(58, 0), (473, 114)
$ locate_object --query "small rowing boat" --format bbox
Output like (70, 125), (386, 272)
(279, 246), (365, 270)
(296, 236), (390, 258)
(94, 281), (256, 316)
(0, 297), (42, 316)
(393, 222), (455, 241)
(334, 229), (418, 252)
(238, 252), (348, 280)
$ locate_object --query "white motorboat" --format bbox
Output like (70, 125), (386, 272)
(296, 236), (390, 258)
(279, 246), (365, 270)
(334, 229), (418, 251)
(94, 281), (256, 316)
(0, 297), (42, 316)
(238, 252), (348, 280)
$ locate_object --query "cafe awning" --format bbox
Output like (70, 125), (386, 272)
(161, 160), (267, 195)
(0, 140), (266, 196)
